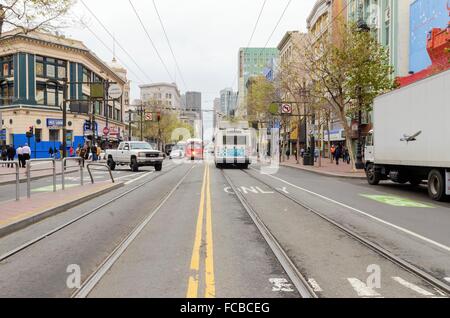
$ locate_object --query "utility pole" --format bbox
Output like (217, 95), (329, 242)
(128, 110), (132, 141)
(140, 101), (144, 141)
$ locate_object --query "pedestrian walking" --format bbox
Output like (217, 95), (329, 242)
(286, 148), (290, 161)
(70, 146), (74, 157)
(344, 148), (350, 164)
(96, 145), (102, 161)
(16, 145), (23, 168)
(314, 148), (320, 162)
(331, 145), (336, 163)
(1, 145), (7, 166)
(59, 143), (64, 159)
(335, 145), (342, 166)
(7, 145), (16, 168)
(76, 145), (81, 157)
(49, 147), (54, 158)
(22, 143), (31, 167)
(91, 144), (98, 161)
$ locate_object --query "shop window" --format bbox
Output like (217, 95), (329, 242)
(36, 62), (44, 77)
(49, 129), (59, 142)
(0, 83), (14, 105)
(35, 55), (67, 79)
(58, 66), (66, 79)
(46, 64), (56, 78)
(36, 86), (45, 105)
(47, 86), (56, 106)
(35, 129), (42, 143)
(0, 55), (13, 78)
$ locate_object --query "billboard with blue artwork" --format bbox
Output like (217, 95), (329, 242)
(410, 0), (449, 73)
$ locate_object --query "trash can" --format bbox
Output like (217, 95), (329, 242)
(303, 153), (314, 166)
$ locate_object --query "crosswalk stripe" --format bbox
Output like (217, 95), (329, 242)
(392, 277), (434, 296)
(347, 278), (382, 297)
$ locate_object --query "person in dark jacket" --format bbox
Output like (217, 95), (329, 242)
(1, 145), (7, 166)
(335, 145), (342, 165)
(7, 145), (16, 168)
(49, 147), (54, 158)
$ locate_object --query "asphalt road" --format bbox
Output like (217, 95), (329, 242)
(0, 160), (448, 298)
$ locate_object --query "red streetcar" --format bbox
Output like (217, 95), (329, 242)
(185, 139), (204, 160)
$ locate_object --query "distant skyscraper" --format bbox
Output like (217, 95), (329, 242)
(184, 91), (202, 112)
(237, 48), (279, 117)
(220, 88), (238, 116)
(213, 98), (221, 129)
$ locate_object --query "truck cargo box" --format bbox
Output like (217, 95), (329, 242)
(373, 70), (450, 168)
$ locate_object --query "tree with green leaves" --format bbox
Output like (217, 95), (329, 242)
(300, 22), (396, 171)
(0, 0), (74, 38)
(246, 75), (276, 124)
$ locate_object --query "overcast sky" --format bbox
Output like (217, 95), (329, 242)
(66, 0), (316, 139)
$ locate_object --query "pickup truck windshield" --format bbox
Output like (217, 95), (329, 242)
(130, 143), (153, 150)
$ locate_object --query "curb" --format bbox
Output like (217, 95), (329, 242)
(0, 182), (124, 239)
(281, 164), (367, 180)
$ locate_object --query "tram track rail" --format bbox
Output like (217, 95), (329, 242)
(221, 169), (318, 299)
(71, 165), (195, 298)
(0, 163), (185, 264)
(237, 168), (450, 296)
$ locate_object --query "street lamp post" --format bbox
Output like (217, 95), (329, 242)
(46, 79), (68, 158)
(0, 79), (6, 147)
(355, 85), (365, 170)
(354, 15), (370, 170)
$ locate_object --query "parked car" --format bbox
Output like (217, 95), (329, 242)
(105, 141), (164, 172)
(169, 145), (185, 159)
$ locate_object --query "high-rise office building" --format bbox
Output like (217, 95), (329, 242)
(236, 48), (279, 118)
(220, 88), (238, 117)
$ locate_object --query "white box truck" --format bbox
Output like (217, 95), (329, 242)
(364, 69), (450, 201)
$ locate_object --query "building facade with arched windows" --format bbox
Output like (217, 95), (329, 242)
(0, 29), (127, 157)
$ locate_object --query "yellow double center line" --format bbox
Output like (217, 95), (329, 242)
(186, 164), (216, 298)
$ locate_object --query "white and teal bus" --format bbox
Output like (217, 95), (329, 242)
(214, 121), (253, 169)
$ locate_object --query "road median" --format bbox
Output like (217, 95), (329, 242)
(280, 161), (366, 180)
(0, 181), (123, 238)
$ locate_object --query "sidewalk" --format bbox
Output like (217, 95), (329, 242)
(0, 181), (123, 238)
(280, 157), (366, 179)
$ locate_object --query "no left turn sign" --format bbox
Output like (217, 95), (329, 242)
(281, 104), (292, 114)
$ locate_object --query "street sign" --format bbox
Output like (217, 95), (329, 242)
(90, 83), (104, 99)
(108, 84), (123, 100)
(269, 103), (279, 115)
(145, 113), (153, 121)
(103, 127), (110, 136)
(281, 104), (292, 114)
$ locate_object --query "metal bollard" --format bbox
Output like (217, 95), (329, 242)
(80, 161), (84, 186)
(15, 162), (20, 201)
(27, 161), (31, 199)
(62, 159), (65, 191)
(53, 160), (56, 193)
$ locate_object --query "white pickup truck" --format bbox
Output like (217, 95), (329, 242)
(106, 141), (164, 172)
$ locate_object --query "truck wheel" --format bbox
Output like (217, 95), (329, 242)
(155, 164), (162, 172)
(366, 164), (380, 185)
(428, 170), (446, 201)
(107, 158), (116, 171)
(131, 158), (139, 172)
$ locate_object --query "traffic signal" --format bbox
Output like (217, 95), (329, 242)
(26, 126), (34, 138)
